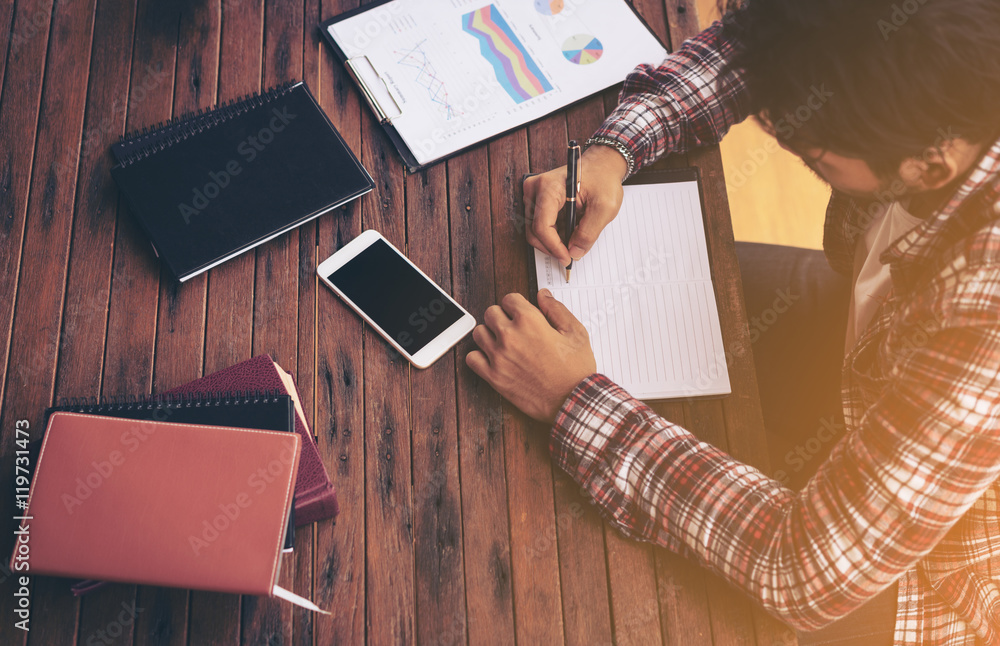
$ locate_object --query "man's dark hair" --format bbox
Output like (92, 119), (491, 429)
(722, 0), (1000, 175)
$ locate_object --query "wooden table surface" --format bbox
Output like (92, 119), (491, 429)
(0, 0), (795, 643)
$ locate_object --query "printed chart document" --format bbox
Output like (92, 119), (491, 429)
(534, 172), (731, 400)
(323, 0), (666, 168)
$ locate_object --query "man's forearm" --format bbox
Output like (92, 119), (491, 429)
(590, 21), (752, 174)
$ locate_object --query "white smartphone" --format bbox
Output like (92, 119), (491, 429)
(317, 230), (476, 369)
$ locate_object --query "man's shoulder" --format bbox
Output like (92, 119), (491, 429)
(931, 219), (1000, 328)
(955, 218), (1000, 271)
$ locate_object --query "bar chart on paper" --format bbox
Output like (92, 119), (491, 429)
(534, 178), (731, 400)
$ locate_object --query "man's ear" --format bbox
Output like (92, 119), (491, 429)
(898, 146), (957, 191)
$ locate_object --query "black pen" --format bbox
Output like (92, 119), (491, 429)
(565, 140), (581, 282)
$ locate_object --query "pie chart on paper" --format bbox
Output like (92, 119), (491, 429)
(562, 34), (604, 65)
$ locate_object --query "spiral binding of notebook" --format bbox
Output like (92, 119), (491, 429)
(53, 389), (285, 413)
(111, 81), (298, 167)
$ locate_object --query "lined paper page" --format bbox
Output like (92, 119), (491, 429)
(534, 180), (731, 400)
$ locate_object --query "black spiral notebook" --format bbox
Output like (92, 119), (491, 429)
(111, 81), (374, 282)
(45, 392), (298, 553)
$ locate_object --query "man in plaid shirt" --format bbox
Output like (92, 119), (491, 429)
(467, 0), (1000, 644)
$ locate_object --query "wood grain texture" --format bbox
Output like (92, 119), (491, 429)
(448, 146), (516, 646)
(409, 162), (467, 646)
(135, 2), (220, 646)
(74, 0), (180, 643)
(293, 0), (323, 643)
(569, 85), (667, 646)
(0, 0), (53, 429)
(359, 63), (414, 646)
(313, 2), (365, 644)
(201, 0), (262, 380)
(0, 0), (92, 644)
(133, 1), (219, 643)
(238, 0), (305, 639)
(550, 96), (614, 646)
(0, 0), (15, 102)
(500, 119), (567, 646)
(188, 0), (262, 640)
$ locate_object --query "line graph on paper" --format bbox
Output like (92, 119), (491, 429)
(395, 40), (462, 121)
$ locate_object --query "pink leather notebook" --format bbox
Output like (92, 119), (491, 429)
(164, 355), (338, 525)
(16, 413), (312, 604)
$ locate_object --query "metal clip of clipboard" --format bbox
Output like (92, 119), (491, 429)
(345, 56), (403, 125)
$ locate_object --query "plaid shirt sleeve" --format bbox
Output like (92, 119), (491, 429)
(590, 20), (751, 173)
(550, 274), (1000, 631)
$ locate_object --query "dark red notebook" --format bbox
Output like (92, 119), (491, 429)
(162, 355), (339, 525)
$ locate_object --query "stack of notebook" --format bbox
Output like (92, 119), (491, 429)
(18, 356), (335, 611)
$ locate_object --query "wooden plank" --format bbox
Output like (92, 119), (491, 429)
(656, 145), (762, 646)
(407, 162), (468, 645)
(481, 134), (535, 646)
(447, 147), (517, 646)
(495, 121), (565, 645)
(314, 207), (366, 646)
(0, 0), (54, 491)
(71, 0), (180, 642)
(292, 0), (323, 643)
(312, 2), (366, 644)
(200, 0), (262, 379)
(0, 0), (16, 104)
(667, 0), (797, 641)
(359, 99), (414, 646)
(128, 1), (220, 644)
(101, 0), (177, 391)
(146, 0), (218, 398)
(647, 404), (713, 646)
(564, 87), (666, 646)
(52, 0), (137, 425)
(352, 8), (414, 643)
(682, 401), (757, 646)
(0, 0), (95, 644)
(655, 550), (714, 646)
(548, 96), (615, 646)
(237, 0), (306, 642)
(53, 0), (137, 642)
(690, 144), (796, 646)
(256, 0), (303, 367)
(634, 0), (672, 49)
(187, 0), (263, 641)
(604, 532), (664, 646)
(292, 243), (318, 646)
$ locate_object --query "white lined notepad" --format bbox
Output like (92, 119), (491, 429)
(534, 177), (731, 400)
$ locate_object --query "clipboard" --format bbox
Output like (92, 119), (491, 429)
(319, 0), (669, 173)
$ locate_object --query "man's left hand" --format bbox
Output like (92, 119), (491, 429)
(466, 290), (597, 423)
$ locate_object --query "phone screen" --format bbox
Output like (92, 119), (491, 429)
(326, 239), (464, 354)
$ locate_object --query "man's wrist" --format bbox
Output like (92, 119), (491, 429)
(584, 137), (635, 182)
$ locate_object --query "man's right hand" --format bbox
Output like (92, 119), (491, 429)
(523, 144), (629, 267)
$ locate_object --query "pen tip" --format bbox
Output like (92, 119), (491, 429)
(565, 269), (571, 283)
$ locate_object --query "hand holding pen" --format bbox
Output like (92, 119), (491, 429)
(522, 144), (629, 270)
